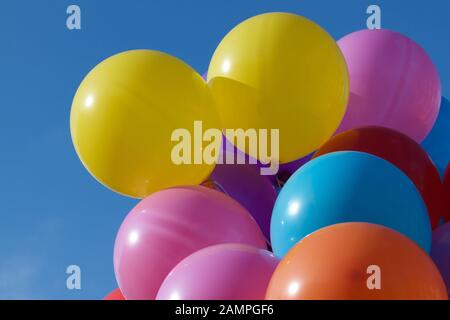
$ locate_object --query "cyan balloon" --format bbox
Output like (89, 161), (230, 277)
(422, 97), (450, 176)
(271, 151), (432, 257)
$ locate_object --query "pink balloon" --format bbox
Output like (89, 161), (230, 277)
(114, 186), (266, 300)
(336, 29), (441, 142)
(156, 244), (279, 300)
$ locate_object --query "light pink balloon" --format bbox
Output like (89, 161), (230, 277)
(114, 186), (266, 300)
(336, 29), (441, 142)
(156, 244), (279, 300)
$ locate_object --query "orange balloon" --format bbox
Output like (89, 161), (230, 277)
(266, 223), (448, 300)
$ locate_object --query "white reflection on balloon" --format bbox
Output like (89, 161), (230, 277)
(85, 95), (94, 109)
(287, 200), (301, 217)
(170, 291), (181, 300)
(128, 230), (139, 245)
(222, 59), (231, 74)
(288, 281), (301, 296)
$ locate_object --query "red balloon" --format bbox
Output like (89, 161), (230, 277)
(444, 165), (450, 222)
(104, 288), (125, 300)
(314, 126), (443, 229)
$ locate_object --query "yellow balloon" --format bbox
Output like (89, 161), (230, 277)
(208, 13), (349, 163)
(71, 50), (220, 198)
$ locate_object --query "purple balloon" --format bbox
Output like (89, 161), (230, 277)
(156, 244), (279, 300)
(114, 186), (266, 300)
(218, 124), (312, 187)
(209, 164), (276, 241)
(276, 154), (313, 185)
(336, 29), (441, 142)
(205, 136), (276, 240)
(219, 133), (258, 165)
(431, 222), (450, 296)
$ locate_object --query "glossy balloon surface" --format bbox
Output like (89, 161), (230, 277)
(444, 165), (450, 222)
(267, 223), (447, 300)
(431, 222), (450, 297)
(314, 126), (443, 228)
(157, 244), (279, 300)
(422, 97), (450, 176)
(337, 29), (441, 142)
(71, 50), (220, 198)
(208, 138), (276, 240)
(208, 12), (349, 163)
(104, 288), (125, 300)
(271, 151), (431, 257)
(114, 186), (266, 300)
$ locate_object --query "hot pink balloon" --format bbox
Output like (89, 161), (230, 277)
(114, 186), (266, 300)
(156, 244), (279, 300)
(336, 29), (441, 142)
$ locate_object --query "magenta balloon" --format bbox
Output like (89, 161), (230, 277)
(336, 29), (441, 142)
(156, 244), (279, 300)
(114, 186), (266, 300)
(431, 222), (450, 296)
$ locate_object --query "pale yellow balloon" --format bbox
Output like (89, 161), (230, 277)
(71, 50), (220, 198)
(208, 13), (349, 163)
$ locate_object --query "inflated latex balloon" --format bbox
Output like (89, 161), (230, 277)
(205, 136), (276, 240)
(422, 97), (450, 176)
(209, 164), (276, 241)
(266, 223), (447, 300)
(275, 154), (312, 187)
(208, 12), (349, 163)
(219, 134), (279, 184)
(314, 126), (443, 229)
(431, 223), (450, 296)
(218, 133), (259, 165)
(156, 244), (279, 300)
(114, 186), (266, 300)
(444, 165), (450, 222)
(71, 50), (220, 198)
(104, 288), (125, 300)
(336, 29), (441, 142)
(271, 151), (431, 257)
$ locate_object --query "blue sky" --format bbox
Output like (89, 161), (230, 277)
(0, 0), (449, 299)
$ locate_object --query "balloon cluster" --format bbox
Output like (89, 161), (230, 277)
(71, 13), (450, 300)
